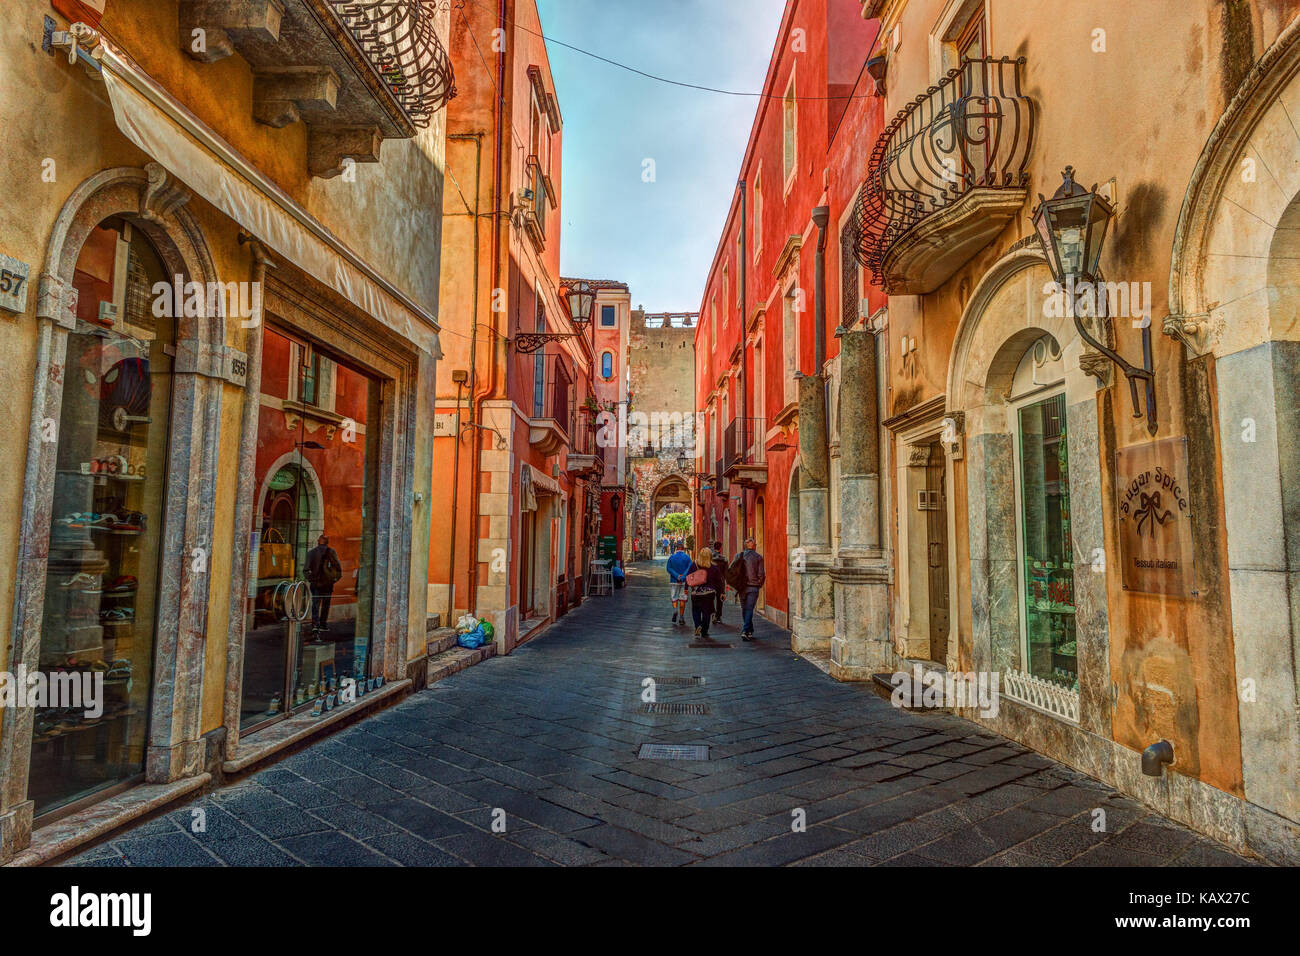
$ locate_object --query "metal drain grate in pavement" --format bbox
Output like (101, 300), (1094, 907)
(638, 743), (710, 760)
(640, 702), (711, 715)
(655, 676), (707, 686)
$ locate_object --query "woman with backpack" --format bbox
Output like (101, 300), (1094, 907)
(685, 548), (726, 639)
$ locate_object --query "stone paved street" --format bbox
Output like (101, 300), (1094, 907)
(67, 561), (1255, 867)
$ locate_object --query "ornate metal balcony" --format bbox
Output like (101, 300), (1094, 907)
(854, 56), (1034, 294)
(326, 1), (456, 127)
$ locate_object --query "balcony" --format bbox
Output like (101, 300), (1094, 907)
(723, 417), (768, 487)
(854, 56), (1034, 294)
(180, 0), (455, 177)
(523, 155), (549, 250)
(528, 353), (573, 457)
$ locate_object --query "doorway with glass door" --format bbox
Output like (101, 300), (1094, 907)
(240, 325), (381, 730)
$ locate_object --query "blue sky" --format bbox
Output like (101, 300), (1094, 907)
(535, 0), (787, 312)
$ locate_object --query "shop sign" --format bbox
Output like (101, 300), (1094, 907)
(0, 253), (31, 316)
(1116, 437), (1197, 596)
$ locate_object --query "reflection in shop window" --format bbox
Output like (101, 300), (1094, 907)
(240, 326), (379, 730)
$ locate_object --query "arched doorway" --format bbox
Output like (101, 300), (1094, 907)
(650, 473), (692, 555)
(7, 165), (224, 826)
(946, 251), (1109, 728)
(1165, 18), (1300, 826)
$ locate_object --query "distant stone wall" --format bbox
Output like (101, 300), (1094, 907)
(628, 309), (696, 454)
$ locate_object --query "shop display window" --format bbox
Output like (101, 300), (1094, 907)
(240, 326), (379, 729)
(32, 217), (173, 818)
(1016, 390), (1078, 688)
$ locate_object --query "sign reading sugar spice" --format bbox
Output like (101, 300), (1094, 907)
(1115, 437), (1197, 596)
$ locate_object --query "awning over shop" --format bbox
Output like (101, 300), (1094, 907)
(524, 463), (562, 508)
(97, 42), (441, 359)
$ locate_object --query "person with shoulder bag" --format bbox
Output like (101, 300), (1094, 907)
(687, 548), (726, 639)
(306, 533), (343, 633)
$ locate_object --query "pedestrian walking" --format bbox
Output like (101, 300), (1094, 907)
(736, 536), (765, 642)
(666, 541), (693, 625)
(686, 548), (725, 638)
(710, 539), (728, 624)
(306, 533), (343, 634)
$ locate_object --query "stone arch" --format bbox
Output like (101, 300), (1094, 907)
(1164, 15), (1300, 829)
(1166, 13), (1300, 358)
(255, 452), (327, 549)
(945, 248), (1112, 736)
(7, 164), (227, 822)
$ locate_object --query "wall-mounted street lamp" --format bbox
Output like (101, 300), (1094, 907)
(567, 280), (595, 326)
(515, 280), (597, 354)
(1033, 167), (1157, 435)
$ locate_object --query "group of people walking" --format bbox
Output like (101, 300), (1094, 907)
(665, 537), (766, 641)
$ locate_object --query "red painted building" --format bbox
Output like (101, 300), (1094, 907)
(694, 0), (883, 627)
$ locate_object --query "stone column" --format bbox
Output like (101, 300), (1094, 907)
(830, 328), (891, 680)
(791, 373), (833, 653)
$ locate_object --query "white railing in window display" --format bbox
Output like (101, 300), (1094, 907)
(1002, 670), (1080, 723)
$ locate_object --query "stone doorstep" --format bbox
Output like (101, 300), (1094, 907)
(427, 626), (459, 656)
(427, 642), (498, 685)
(5, 774), (212, 868)
(222, 679), (414, 774)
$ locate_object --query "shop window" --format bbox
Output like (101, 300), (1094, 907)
(1013, 368), (1076, 689)
(32, 217), (174, 819)
(241, 328), (379, 729)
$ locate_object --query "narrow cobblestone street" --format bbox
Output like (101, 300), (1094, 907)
(67, 561), (1254, 867)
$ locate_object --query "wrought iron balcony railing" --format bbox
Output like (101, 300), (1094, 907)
(854, 56), (1034, 291)
(326, 0), (457, 127)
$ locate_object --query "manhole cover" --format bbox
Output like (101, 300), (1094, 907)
(654, 676), (707, 686)
(640, 702), (710, 715)
(638, 743), (709, 760)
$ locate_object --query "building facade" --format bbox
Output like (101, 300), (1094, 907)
(585, 281), (633, 564)
(693, 0), (884, 641)
(0, 0), (453, 863)
(695, 0), (1300, 862)
(624, 311), (698, 561)
(430, 0), (609, 654)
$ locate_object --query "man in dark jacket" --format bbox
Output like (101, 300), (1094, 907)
(710, 540), (728, 624)
(737, 537), (766, 641)
(306, 534), (342, 633)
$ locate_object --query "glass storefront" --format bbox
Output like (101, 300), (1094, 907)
(240, 325), (379, 729)
(31, 217), (173, 818)
(1017, 390), (1077, 688)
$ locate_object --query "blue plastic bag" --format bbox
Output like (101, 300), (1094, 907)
(457, 625), (487, 649)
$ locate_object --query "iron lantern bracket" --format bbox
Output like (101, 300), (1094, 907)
(513, 332), (578, 354)
(1070, 273), (1158, 436)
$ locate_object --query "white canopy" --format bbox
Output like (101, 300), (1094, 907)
(98, 42), (441, 359)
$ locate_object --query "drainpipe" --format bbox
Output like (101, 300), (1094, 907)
(812, 206), (830, 371)
(469, 0), (511, 617)
(448, 132), (484, 624)
(738, 180), (747, 541)
(223, 235), (275, 757)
